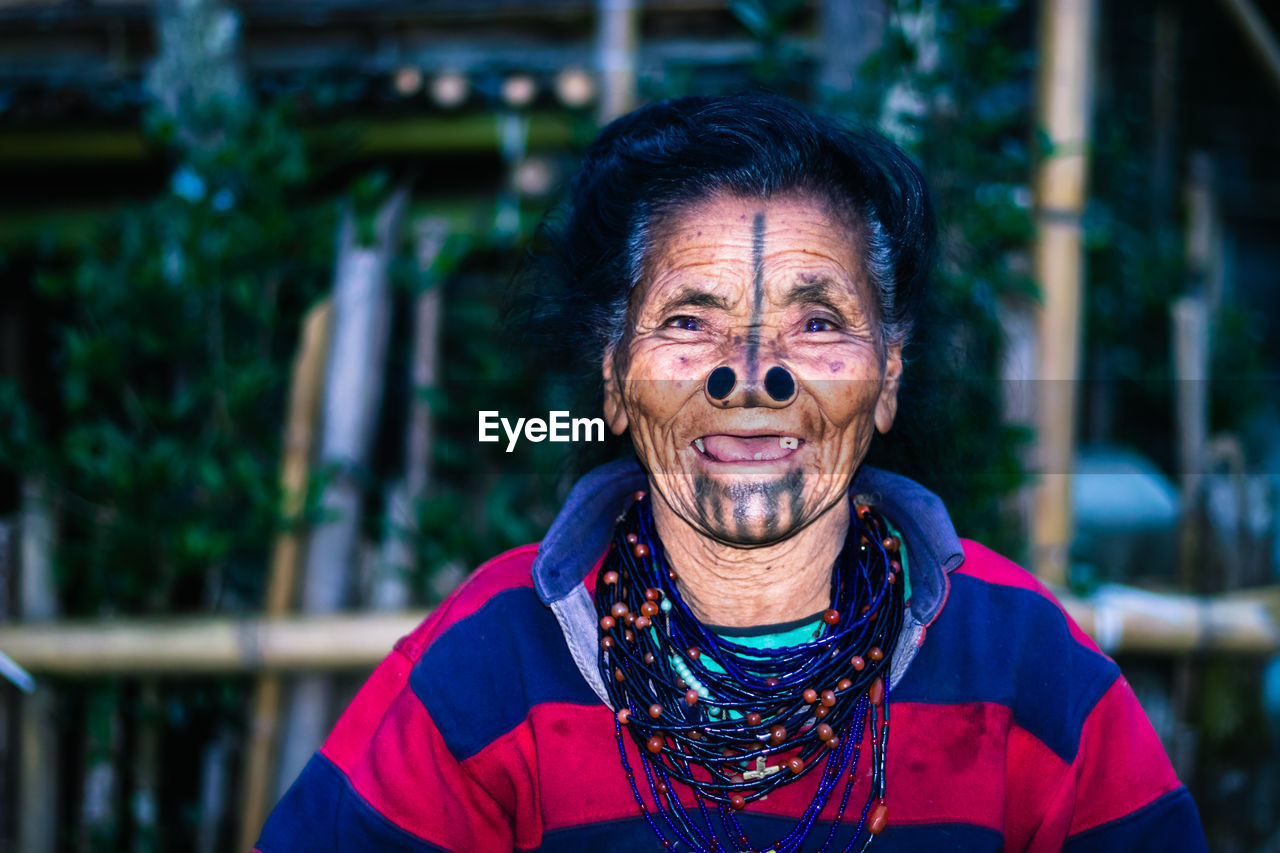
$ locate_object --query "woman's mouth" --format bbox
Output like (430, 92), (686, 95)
(692, 435), (803, 462)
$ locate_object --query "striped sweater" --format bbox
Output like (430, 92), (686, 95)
(256, 459), (1206, 852)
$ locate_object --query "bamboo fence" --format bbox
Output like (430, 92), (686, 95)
(2, 584), (1278, 678)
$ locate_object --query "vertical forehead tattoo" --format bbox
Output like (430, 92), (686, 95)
(746, 211), (766, 381)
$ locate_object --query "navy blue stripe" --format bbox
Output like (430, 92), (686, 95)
(256, 752), (448, 853)
(894, 574), (1119, 762)
(411, 585), (600, 761)
(1065, 786), (1207, 853)
(534, 813), (1002, 852)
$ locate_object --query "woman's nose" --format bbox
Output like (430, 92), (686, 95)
(704, 364), (798, 408)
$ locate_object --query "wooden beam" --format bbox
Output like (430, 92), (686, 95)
(1060, 585), (1280, 655)
(0, 612), (428, 673)
(3, 584), (1280, 673)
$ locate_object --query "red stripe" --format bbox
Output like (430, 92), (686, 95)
(394, 544), (540, 662)
(457, 699), (1092, 839)
(1003, 718), (1073, 850)
(322, 648), (415, 768)
(465, 702), (635, 833)
(320, 649), (514, 850)
(956, 540), (1103, 655)
(1066, 675), (1181, 835)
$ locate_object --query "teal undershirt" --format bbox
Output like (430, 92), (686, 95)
(674, 520), (910, 703)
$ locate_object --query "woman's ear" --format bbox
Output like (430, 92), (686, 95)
(874, 343), (903, 435)
(602, 345), (629, 436)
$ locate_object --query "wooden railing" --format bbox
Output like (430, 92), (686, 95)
(4, 584), (1279, 680)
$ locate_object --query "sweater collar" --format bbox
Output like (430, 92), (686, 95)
(532, 456), (964, 628)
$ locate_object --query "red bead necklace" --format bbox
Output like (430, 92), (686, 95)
(595, 491), (904, 852)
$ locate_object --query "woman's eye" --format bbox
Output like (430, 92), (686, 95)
(805, 317), (839, 332)
(666, 316), (702, 332)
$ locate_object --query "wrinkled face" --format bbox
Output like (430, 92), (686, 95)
(603, 191), (902, 546)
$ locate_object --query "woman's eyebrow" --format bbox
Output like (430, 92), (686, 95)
(782, 279), (851, 308)
(658, 286), (733, 312)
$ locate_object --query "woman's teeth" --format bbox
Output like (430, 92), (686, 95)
(693, 436), (801, 458)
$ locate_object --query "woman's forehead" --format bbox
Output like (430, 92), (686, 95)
(639, 191), (867, 307)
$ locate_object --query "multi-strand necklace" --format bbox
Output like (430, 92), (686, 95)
(595, 490), (905, 853)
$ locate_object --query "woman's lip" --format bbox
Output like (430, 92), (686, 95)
(692, 434), (804, 462)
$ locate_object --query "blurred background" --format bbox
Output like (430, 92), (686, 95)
(0, 0), (1278, 850)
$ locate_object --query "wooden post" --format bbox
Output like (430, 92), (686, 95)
(132, 683), (160, 853)
(276, 188), (407, 799)
(79, 687), (122, 852)
(372, 218), (449, 611)
(197, 729), (235, 853)
(1031, 0), (1096, 586)
(1175, 153), (1221, 593)
(237, 299), (332, 852)
(597, 0), (639, 123)
(1172, 295), (1210, 586)
(17, 477), (58, 853)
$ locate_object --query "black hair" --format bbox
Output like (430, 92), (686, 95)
(509, 90), (936, 390)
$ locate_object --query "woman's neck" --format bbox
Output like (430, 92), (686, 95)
(650, 491), (850, 628)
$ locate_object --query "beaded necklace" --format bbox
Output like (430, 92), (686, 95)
(595, 490), (905, 853)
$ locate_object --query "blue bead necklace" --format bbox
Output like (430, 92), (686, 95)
(595, 490), (905, 853)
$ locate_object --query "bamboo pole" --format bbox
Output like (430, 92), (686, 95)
(197, 729), (234, 853)
(277, 187), (408, 799)
(372, 218), (449, 611)
(0, 519), (10, 844)
(0, 612), (427, 673)
(3, 587), (1280, 673)
(1031, 0), (1096, 586)
(1149, 1), (1179, 223)
(1172, 295), (1210, 586)
(1060, 585), (1280, 655)
(266, 300), (334, 617)
(236, 298), (332, 853)
(597, 0), (639, 123)
(17, 477), (58, 853)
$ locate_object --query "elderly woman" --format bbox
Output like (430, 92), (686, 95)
(256, 94), (1206, 852)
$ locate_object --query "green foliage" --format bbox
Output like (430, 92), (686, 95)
(405, 242), (573, 598)
(1083, 110), (1183, 469)
(855, 1), (1036, 554)
(729, 0), (809, 90)
(0, 99), (334, 614)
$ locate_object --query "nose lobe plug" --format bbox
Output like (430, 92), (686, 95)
(707, 366), (737, 400)
(764, 366), (796, 402)
(706, 365), (796, 403)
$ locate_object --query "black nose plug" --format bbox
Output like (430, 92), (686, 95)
(764, 366), (795, 401)
(707, 366), (736, 400)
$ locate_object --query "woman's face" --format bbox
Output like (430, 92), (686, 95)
(604, 191), (902, 546)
